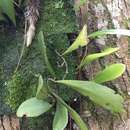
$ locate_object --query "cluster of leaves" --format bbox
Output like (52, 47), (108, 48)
(16, 25), (130, 130)
(0, 0), (15, 25)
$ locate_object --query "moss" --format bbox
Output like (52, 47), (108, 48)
(6, 71), (37, 111)
(0, 1), (79, 129)
(38, 0), (77, 34)
(1, 0), (78, 114)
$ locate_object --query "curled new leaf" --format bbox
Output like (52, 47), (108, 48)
(93, 63), (126, 83)
(36, 75), (49, 100)
(79, 47), (119, 68)
(56, 80), (124, 113)
(63, 25), (88, 55)
(53, 102), (68, 130)
(88, 29), (130, 38)
(0, 0), (16, 25)
(17, 97), (52, 117)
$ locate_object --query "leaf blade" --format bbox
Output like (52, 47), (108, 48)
(36, 75), (49, 100)
(56, 80), (124, 113)
(93, 64), (126, 83)
(63, 25), (88, 55)
(38, 31), (56, 77)
(52, 92), (88, 130)
(53, 102), (68, 130)
(88, 29), (130, 38)
(17, 97), (52, 117)
(79, 47), (119, 68)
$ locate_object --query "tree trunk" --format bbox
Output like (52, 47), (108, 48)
(74, 0), (130, 129)
(1, 0), (130, 130)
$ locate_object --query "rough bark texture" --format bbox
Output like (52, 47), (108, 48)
(75, 0), (130, 130)
(0, 115), (20, 130)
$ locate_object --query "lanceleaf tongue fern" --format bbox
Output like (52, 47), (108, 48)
(16, 19), (130, 130)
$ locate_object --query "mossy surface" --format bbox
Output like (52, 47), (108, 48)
(0, 0), (78, 129)
(38, 0), (77, 34)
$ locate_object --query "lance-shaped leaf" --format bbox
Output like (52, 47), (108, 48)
(63, 25), (88, 55)
(93, 64), (126, 84)
(66, 105), (88, 130)
(36, 75), (49, 100)
(53, 102), (68, 130)
(79, 47), (119, 68)
(56, 80), (124, 113)
(0, 0), (16, 25)
(38, 31), (56, 77)
(52, 92), (88, 130)
(17, 97), (52, 117)
(88, 29), (130, 38)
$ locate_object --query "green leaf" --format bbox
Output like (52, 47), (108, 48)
(0, 9), (4, 21)
(63, 25), (88, 55)
(0, 0), (16, 25)
(56, 80), (124, 113)
(17, 97), (52, 117)
(93, 63), (126, 83)
(88, 29), (130, 38)
(66, 105), (88, 130)
(53, 102), (68, 130)
(36, 75), (49, 100)
(38, 31), (56, 77)
(79, 47), (119, 68)
(52, 92), (88, 130)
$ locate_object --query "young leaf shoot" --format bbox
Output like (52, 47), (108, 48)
(36, 75), (49, 100)
(63, 25), (88, 55)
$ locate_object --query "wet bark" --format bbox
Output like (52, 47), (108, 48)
(74, 0), (130, 130)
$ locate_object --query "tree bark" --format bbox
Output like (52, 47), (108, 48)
(0, 115), (20, 130)
(1, 0), (130, 130)
(74, 0), (130, 129)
